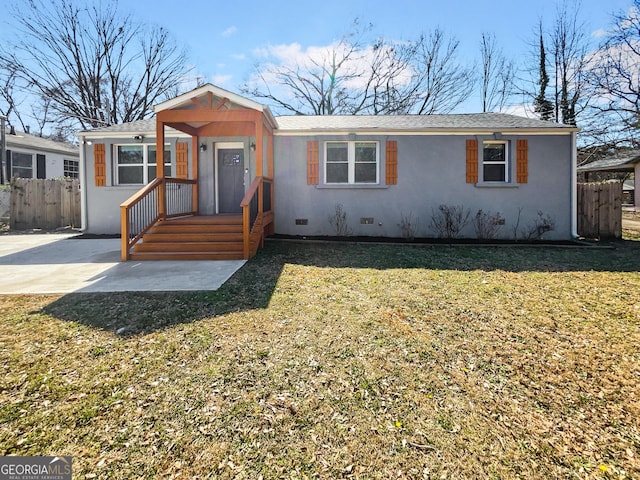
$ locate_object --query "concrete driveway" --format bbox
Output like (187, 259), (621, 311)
(0, 233), (245, 294)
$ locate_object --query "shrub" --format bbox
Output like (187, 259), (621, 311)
(328, 203), (352, 236)
(430, 204), (471, 239)
(474, 210), (505, 240)
(398, 212), (419, 241)
(521, 211), (555, 240)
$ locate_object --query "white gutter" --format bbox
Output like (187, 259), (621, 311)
(571, 131), (578, 238)
(0, 115), (6, 184)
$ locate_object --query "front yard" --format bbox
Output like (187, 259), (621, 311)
(1, 241), (639, 479)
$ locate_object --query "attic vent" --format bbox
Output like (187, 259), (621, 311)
(295, 218), (308, 225)
(360, 217), (374, 225)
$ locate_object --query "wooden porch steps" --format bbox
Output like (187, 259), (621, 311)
(129, 215), (247, 261)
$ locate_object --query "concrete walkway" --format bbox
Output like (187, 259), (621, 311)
(0, 234), (245, 294)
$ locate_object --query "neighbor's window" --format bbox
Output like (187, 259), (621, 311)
(483, 141), (508, 182)
(64, 159), (79, 178)
(325, 141), (378, 184)
(115, 144), (171, 185)
(11, 152), (33, 178)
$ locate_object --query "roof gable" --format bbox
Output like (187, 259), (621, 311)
(154, 83), (268, 114)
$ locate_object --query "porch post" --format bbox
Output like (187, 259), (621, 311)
(267, 130), (274, 178)
(156, 120), (166, 219)
(255, 118), (264, 177)
(192, 135), (199, 214)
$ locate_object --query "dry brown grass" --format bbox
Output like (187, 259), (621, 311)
(1, 241), (639, 479)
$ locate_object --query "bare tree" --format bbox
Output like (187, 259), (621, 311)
(550, 1), (590, 126)
(588, 0), (640, 145)
(244, 35), (362, 115)
(351, 37), (424, 115)
(243, 24), (474, 116)
(0, 0), (189, 130)
(412, 29), (475, 114)
(479, 32), (515, 113)
(0, 67), (29, 131)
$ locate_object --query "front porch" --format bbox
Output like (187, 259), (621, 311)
(119, 85), (276, 261)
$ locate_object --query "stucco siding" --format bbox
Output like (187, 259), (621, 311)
(274, 134), (573, 240)
(81, 131), (573, 240)
(82, 138), (189, 234)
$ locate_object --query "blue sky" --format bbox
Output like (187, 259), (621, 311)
(123, 0), (633, 112)
(0, 0), (635, 117)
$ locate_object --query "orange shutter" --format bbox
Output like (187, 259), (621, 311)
(516, 139), (528, 183)
(385, 140), (398, 185)
(176, 142), (189, 179)
(307, 140), (319, 185)
(94, 143), (106, 186)
(466, 139), (478, 183)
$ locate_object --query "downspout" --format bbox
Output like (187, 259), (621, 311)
(571, 131), (578, 239)
(78, 134), (88, 232)
(0, 115), (6, 184)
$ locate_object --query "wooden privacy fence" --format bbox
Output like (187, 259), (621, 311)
(577, 182), (622, 239)
(10, 178), (81, 230)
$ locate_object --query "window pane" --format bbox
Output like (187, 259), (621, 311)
(118, 146), (143, 165)
(147, 165), (172, 180)
(119, 166), (143, 184)
(483, 143), (505, 162)
(12, 167), (33, 178)
(484, 164), (506, 182)
(355, 163), (377, 183)
(355, 143), (376, 163)
(149, 145), (172, 165)
(327, 143), (348, 162)
(326, 163), (348, 183)
(64, 159), (79, 178)
(12, 152), (33, 167)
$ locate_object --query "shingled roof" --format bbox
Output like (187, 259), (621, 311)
(274, 113), (577, 132)
(577, 154), (640, 172)
(80, 119), (179, 136)
(5, 129), (78, 156)
(82, 112), (578, 137)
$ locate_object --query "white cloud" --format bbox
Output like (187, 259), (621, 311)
(504, 104), (536, 118)
(250, 40), (415, 91)
(592, 28), (608, 38)
(211, 74), (232, 85)
(230, 53), (246, 60)
(221, 26), (237, 37)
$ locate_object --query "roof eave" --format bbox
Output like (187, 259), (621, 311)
(273, 126), (580, 135)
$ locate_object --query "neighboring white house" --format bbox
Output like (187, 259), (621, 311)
(3, 127), (80, 182)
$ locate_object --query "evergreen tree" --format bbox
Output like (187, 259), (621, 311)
(533, 29), (555, 121)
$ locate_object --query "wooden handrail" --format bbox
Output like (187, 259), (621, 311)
(120, 177), (163, 209)
(240, 176), (263, 207)
(239, 176), (275, 259)
(120, 177), (197, 261)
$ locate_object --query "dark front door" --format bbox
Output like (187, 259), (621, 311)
(218, 148), (245, 214)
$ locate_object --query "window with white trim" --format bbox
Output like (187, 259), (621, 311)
(12, 152), (34, 178)
(482, 141), (508, 182)
(115, 144), (171, 185)
(325, 141), (378, 184)
(64, 159), (79, 178)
